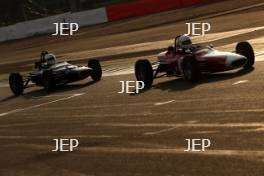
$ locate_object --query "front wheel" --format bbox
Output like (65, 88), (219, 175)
(236, 41), (255, 69)
(183, 57), (200, 81)
(88, 59), (102, 81)
(9, 73), (24, 96)
(135, 59), (153, 88)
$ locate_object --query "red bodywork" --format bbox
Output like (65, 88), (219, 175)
(158, 46), (247, 74)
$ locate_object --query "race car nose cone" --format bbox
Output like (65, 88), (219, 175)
(226, 53), (247, 68)
(231, 58), (247, 67)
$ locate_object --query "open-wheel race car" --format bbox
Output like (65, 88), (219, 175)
(9, 52), (102, 96)
(135, 35), (255, 88)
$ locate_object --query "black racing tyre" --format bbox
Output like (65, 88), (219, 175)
(88, 59), (102, 81)
(236, 41), (255, 69)
(135, 59), (153, 88)
(183, 57), (200, 81)
(9, 73), (24, 96)
(42, 70), (54, 92)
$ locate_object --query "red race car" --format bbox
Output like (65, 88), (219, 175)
(135, 36), (255, 88)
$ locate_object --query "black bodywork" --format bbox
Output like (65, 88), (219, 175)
(9, 59), (102, 95)
(30, 62), (92, 86)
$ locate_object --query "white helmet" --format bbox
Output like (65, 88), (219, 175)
(44, 53), (56, 65)
(176, 34), (192, 49)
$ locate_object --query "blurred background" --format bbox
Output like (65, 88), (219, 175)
(0, 0), (130, 26)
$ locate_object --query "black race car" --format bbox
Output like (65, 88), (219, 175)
(9, 59), (102, 96)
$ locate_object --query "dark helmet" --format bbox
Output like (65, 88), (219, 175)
(44, 53), (56, 65)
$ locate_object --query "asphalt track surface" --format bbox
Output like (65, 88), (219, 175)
(0, 1), (264, 176)
(0, 60), (264, 175)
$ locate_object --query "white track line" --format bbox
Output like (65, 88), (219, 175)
(154, 100), (175, 106)
(86, 122), (264, 128)
(0, 93), (84, 117)
(28, 96), (264, 111)
(31, 94), (80, 99)
(103, 68), (134, 77)
(232, 80), (248, 85)
(144, 126), (178, 135)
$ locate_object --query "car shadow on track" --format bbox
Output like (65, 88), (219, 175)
(0, 80), (98, 102)
(153, 67), (254, 92)
(0, 95), (18, 103)
(24, 80), (98, 99)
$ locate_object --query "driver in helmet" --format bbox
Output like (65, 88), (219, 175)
(175, 34), (193, 53)
(44, 53), (56, 66)
(37, 51), (56, 69)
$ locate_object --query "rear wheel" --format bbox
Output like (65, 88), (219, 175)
(9, 73), (24, 96)
(42, 71), (54, 92)
(88, 59), (102, 81)
(236, 41), (255, 69)
(135, 59), (153, 88)
(183, 57), (200, 81)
